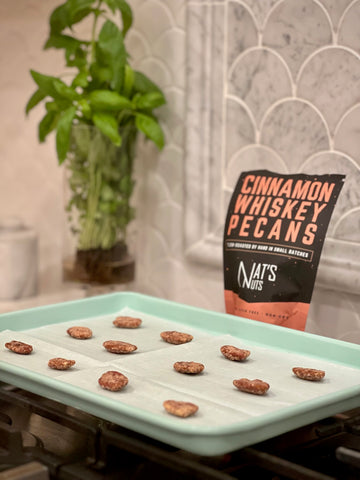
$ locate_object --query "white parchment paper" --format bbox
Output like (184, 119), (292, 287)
(1, 306), (359, 427)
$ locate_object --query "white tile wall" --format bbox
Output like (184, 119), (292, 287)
(0, 0), (359, 343)
(184, 0), (360, 341)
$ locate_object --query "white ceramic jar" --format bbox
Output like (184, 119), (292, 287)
(0, 218), (38, 300)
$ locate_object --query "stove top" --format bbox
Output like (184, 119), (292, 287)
(1, 381), (359, 480)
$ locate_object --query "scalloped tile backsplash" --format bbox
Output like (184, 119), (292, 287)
(0, 0), (359, 342)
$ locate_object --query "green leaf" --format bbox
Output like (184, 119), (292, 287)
(49, 0), (95, 35)
(44, 33), (82, 51)
(30, 71), (76, 108)
(90, 64), (112, 84)
(97, 20), (126, 92)
(25, 89), (46, 114)
(38, 111), (58, 142)
(133, 71), (162, 95)
(135, 91), (166, 110)
(54, 78), (79, 101)
(115, 0), (133, 36)
(56, 105), (77, 164)
(67, 0), (95, 25)
(45, 98), (73, 113)
(30, 70), (61, 98)
(44, 33), (89, 68)
(98, 20), (123, 58)
(89, 90), (133, 111)
(78, 99), (92, 119)
(102, 0), (132, 35)
(49, 3), (69, 34)
(135, 113), (165, 150)
(92, 112), (122, 146)
(72, 71), (89, 88)
(66, 49), (88, 68)
(45, 101), (58, 112)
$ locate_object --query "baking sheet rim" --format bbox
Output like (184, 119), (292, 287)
(2, 292), (360, 366)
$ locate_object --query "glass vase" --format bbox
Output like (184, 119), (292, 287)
(62, 124), (137, 285)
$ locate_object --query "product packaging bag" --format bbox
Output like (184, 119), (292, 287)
(223, 170), (345, 331)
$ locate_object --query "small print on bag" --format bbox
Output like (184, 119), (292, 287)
(223, 170), (345, 331)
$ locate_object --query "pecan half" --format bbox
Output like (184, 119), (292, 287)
(67, 326), (93, 339)
(293, 367), (325, 381)
(103, 340), (137, 354)
(220, 345), (250, 361)
(98, 371), (129, 391)
(163, 400), (198, 418)
(5, 340), (33, 355)
(233, 378), (270, 395)
(113, 316), (142, 329)
(173, 361), (205, 374)
(48, 358), (76, 370)
(160, 331), (193, 345)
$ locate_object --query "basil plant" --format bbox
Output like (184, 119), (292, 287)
(26, 0), (166, 252)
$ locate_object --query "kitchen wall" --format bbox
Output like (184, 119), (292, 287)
(0, 0), (359, 343)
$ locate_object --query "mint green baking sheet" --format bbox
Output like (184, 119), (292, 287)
(0, 292), (359, 456)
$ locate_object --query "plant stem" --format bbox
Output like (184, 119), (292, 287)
(91, 0), (102, 64)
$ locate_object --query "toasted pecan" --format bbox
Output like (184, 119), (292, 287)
(293, 367), (325, 381)
(163, 400), (198, 418)
(98, 371), (129, 391)
(5, 340), (33, 355)
(160, 331), (193, 345)
(103, 340), (137, 354)
(67, 326), (93, 339)
(220, 345), (250, 361)
(233, 378), (270, 395)
(48, 358), (76, 370)
(113, 316), (142, 329)
(173, 361), (204, 374)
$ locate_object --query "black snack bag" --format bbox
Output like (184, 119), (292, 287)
(223, 170), (345, 331)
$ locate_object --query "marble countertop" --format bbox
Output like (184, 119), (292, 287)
(0, 284), (87, 314)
